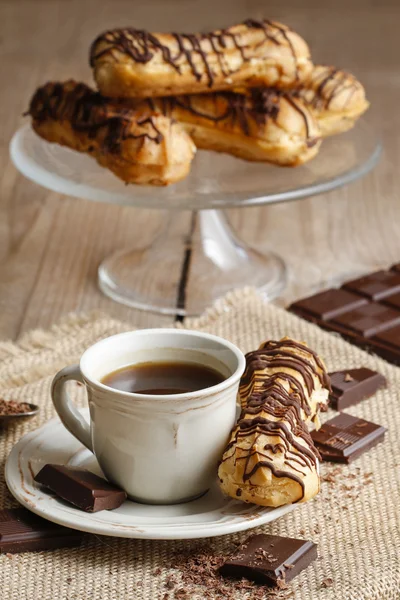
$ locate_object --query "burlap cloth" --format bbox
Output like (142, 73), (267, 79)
(0, 289), (398, 600)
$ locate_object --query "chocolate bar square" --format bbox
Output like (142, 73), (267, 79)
(329, 368), (386, 410)
(219, 534), (317, 586)
(0, 508), (83, 553)
(290, 289), (367, 321)
(331, 303), (400, 337)
(342, 270), (400, 300)
(35, 465), (127, 512)
(311, 413), (386, 463)
(382, 292), (400, 310)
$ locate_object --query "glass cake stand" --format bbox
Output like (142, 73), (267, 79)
(10, 120), (381, 316)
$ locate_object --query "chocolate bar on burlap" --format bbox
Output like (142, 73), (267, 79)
(289, 265), (400, 365)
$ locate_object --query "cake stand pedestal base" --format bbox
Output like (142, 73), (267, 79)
(98, 209), (287, 317)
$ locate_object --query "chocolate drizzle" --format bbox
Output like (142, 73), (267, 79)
(27, 81), (164, 152)
(90, 19), (300, 89)
(221, 392), (319, 501)
(144, 90), (281, 136)
(240, 338), (331, 410)
(244, 19), (299, 80)
(139, 87), (315, 141)
(296, 65), (363, 111)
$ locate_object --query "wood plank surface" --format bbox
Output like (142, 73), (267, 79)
(1, 0), (399, 339)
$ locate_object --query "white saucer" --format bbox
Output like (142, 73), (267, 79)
(5, 409), (295, 540)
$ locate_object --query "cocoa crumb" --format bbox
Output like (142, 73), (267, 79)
(5, 553), (13, 559)
(322, 474), (337, 484)
(340, 484), (354, 492)
(321, 577), (334, 588)
(276, 579), (289, 590)
(165, 576), (176, 590)
(344, 373), (354, 382)
(331, 467), (343, 477)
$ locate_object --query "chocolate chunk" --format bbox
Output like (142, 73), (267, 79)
(288, 263), (400, 365)
(290, 289), (367, 321)
(0, 508), (83, 553)
(342, 270), (400, 300)
(219, 534), (317, 586)
(311, 413), (386, 463)
(329, 368), (387, 410)
(35, 465), (126, 512)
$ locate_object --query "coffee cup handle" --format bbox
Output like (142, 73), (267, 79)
(51, 365), (93, 452)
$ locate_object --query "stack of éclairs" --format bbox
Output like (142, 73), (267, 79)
(26, 19), (369, 186)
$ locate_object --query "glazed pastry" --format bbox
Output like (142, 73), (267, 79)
(90, 19), (312, 98)
(26, 81), (196, 186)
(239, 338), (330, 428)
(296, 65), (369, 137)
(128, 89), (321, 166)
(218, 390), (320, 507)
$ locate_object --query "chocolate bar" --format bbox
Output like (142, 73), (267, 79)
(0, 508), (83, 553)
(311, 413), (386, 463)
(219, 534), (317, 586)
(35, 465), (127, 512)
(329, 368), (386, 410)
(289, 266), (400, 365)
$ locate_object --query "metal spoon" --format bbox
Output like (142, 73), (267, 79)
(0, 403), (40, 424)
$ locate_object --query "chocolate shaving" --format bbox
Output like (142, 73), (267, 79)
(165, 546), (295, 600)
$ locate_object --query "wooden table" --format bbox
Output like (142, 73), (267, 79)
(1, 0), (399, 340)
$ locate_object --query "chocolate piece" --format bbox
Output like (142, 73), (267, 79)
(0, 508), (83, 553)
(342, 270), (400, 300)
(35, 465), (126, 512)
(288, 263), (400, 365)
(219, 534), (317, 585)
(329, 368), (386, 410)
(311, 413), (386, 463)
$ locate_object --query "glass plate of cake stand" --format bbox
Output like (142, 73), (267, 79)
(10, 120), (381, 317)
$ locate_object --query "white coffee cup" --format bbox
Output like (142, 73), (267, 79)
(51, 329), (245, 505)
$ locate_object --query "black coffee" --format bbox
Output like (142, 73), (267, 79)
(101, 361), (225, 395)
